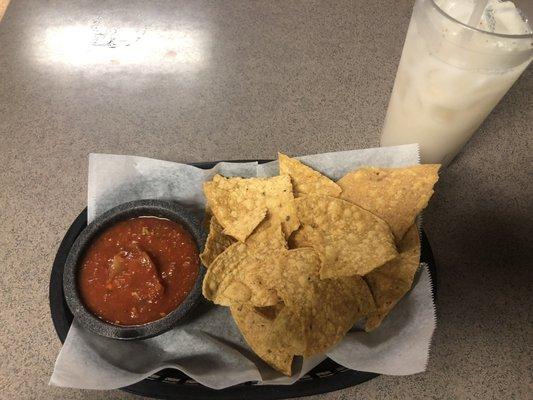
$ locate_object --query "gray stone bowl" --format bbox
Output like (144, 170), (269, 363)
(63, 199), (206, 340)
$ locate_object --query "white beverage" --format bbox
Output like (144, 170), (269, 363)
(381, 0), (532, 165)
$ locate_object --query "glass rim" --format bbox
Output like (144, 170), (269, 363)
(430, 0), (533, 39)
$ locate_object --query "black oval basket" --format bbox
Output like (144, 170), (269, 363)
(49, 161), (437, 400)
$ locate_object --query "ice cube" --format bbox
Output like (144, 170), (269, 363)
(481, 1), (532, 34)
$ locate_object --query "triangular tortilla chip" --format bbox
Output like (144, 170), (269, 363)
(231, 272), (375, 375)
(208, 244), (376, 364)
(231, 303), (304, 376)
(293, 195), (397, 278)
(337, 165), (439, 241)
(303, 275), (375, 356)
(245, 218), (289, 251)
(364, 224), (421, 331)
(203, 174), (299, 242)
(278, 153), (341, 197)
(202, 222), (287, 306)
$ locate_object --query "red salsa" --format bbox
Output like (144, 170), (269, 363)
(78, 217), (199, 326)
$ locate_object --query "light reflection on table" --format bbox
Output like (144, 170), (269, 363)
(35, 21), (208, 73)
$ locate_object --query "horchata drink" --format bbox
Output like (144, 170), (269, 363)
(381, 0), (533, 165)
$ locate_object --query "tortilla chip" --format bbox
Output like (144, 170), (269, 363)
(245, 218), (288, 251)
(260, 249), (374, 356)
(231, 303), (305, 376)
(203, 246), (279, 306)
(211, 246), (376, 360)
(203, 174), (299, 242)
(338, 165), (439, 241)
(293, 195), (397, 278)
(200, 217), (236, 267)
(202, 222), (287, 306)
(303, 275), (376, 356)
(270, 248), (325, 309)
(364, 224), (421, 331)
(278, 153), (341, 197)
(202, 244), (297, 308)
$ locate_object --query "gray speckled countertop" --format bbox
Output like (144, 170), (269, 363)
(0, 1), (531, 399)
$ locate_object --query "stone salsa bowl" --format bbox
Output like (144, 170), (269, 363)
(62, 199), (207, 340)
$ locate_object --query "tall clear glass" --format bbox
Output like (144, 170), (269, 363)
(380, 0), (533, 165)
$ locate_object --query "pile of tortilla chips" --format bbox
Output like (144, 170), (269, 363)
(201, 153), (440, 376)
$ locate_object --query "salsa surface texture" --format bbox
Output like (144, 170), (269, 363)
(78, 216), (199, 325)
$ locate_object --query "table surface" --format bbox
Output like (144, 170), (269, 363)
(1, 1), (531, 399)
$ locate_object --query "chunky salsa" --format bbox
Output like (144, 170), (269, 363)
(78, 217), (199, 325)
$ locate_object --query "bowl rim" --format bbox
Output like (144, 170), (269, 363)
(63, 199), (207, 340)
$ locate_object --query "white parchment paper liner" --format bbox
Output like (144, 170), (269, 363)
(51, 144), (436, 389)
